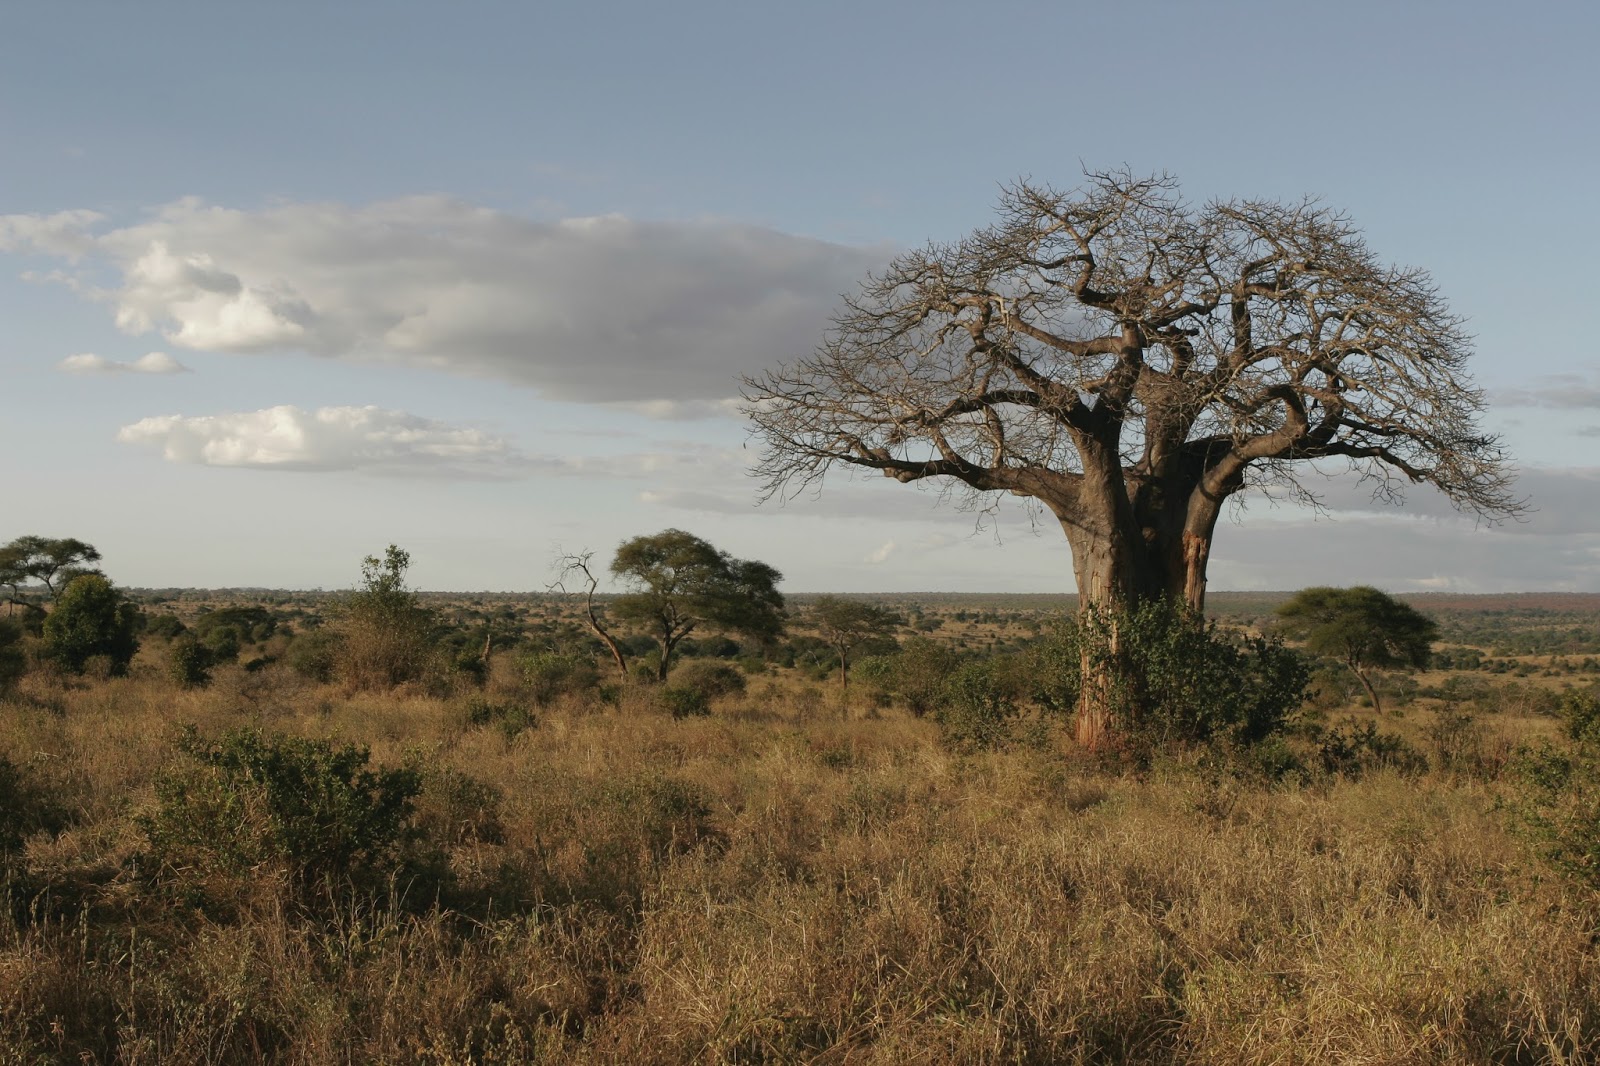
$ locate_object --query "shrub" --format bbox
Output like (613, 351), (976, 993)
(0, 619), (25, 694)
(935, 658), (1020, 751)
(40, 574), (140, 676)
(166, 635), (214, 688)
(286, 628), (342, 682)
(520, 651), (599, 707)
(144, 612), (187, 640)
(142, 727), (423, 908)
(463, 697), (536, 740)
(0, 755), (68, 859)
(668, 659), (746, 701)
(1562, 685), (1600, 743)
(1043, 600), (1310, 749)
(1313, 719), (1427, 777)
(1510, 740), (1600, 892)
(871, 637), (959, 716)
(201, 624), (242, 663)
(660, 685), (710, 719)
(337, 546), (439, 691)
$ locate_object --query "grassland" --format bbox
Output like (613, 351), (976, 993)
(2, 595), (1599, 1063)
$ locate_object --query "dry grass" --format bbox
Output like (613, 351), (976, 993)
(1, 658), (1597, 1065)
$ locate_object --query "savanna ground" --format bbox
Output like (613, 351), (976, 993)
(4, 592), (1600, 1064)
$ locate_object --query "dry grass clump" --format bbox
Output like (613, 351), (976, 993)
(1, 660), (1597, 1063)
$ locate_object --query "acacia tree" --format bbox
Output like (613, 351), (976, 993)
(609, 529), (784, 682)
(1275, 586), (1437, 714)
(746, 171), (1518, 744)
(1, 536), (102, 617)
(809, 596), (902, 693)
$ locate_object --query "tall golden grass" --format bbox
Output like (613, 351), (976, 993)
(1, 657), (1595, 1064)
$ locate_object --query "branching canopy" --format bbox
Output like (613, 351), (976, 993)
(745, 171), (1520, 609)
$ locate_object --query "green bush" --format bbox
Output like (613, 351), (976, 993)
(142, 728), (423, 908)
(1562, 686), (1600, 743)
(521, 651), (599, 706)
(285, 628), (342, 682)
(201, 624), (242, 663)
(934, 658), (1019, 751)
(868, 638), (959, 716)
(41, 574), (140, 676)
(660, 685), (710, 719)
(1510, 740), (1600, 892)
(1313, 719), (1427, 777)
(1041, 600), (1310, 749)
(0, 619), (25, 694)
(463, 697), (536, 740)
(166, 635), (214, 688)
(0, 755), (68, 859)
(668, 659), (746, 701)
(144, 612), (187, 640)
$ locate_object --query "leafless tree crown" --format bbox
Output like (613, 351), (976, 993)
(744, 171), (1520, 531)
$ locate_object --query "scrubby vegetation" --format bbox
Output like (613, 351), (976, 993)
(2, 657), (1598, 1063)
(5, 535), (1600, 1061)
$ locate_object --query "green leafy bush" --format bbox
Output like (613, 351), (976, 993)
(166, 635), (214, 688)
(520, 651), (599, 706)
(668, 660), (746, 701)
(41, 574), (140, 676)
(1509, 686), (1600, 891)
(143, 728), (423, 908)
(1510, 741), (1600, 892)
(286, 628), (342, 682)
(0, 619), (25, 694)
(865, 638), (959, 716)
(1038, 601), (1310, 749)
(934, 658), (1020, 750)
(144, 612), (187, 640)
(1313, 719), (1427, 777)
(463, 697), (536, 740)
(660, 685), (710, 719)
(0, 755), (68, 859)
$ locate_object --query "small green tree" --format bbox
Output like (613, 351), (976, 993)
(1276, 586), (1437, 714)
(609, 530), (785, 682)
(338, 545), (437, 690)
(809, 596), (902, 693)
(41, 573), (140, 676)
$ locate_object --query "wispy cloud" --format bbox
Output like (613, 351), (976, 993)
(865, 540), (896, 564)
(117, 404), (513, 475)
(1494, 373), (1600, 410)
(58, 351), (190, 375)
(3, 198), (889, 414)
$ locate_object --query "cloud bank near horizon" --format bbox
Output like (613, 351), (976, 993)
(2, 198), (887, 415)
(116, 405), (515, 474)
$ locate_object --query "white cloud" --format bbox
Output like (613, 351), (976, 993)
(116, 404), (514, 474)
(3, 197), (888, 412)
(865, 540), (897, 564)
(58, 351), (190, 375)
(1495, 373), (1600, 410)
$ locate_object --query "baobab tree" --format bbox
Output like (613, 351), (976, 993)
(744, 170), (1519, 745)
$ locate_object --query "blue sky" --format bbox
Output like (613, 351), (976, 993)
(3, 0), (1597, 593)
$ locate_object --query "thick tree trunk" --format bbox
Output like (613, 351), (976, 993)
(1061, 521), (1166, 750)
(1057, 470), (1224, 749)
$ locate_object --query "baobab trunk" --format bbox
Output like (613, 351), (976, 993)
(1062, 521), (1147, 750)
(1061, 512), (1218, 749)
